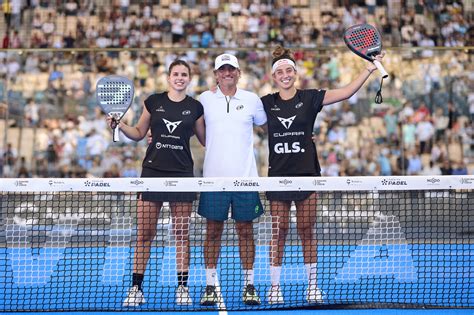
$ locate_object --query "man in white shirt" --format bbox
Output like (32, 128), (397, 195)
(198, 53), (267, 306)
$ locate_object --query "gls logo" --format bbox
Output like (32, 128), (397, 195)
(274, 142), (304, 154)
(163, 119), (182, 133)
(277, 115), (296, 129)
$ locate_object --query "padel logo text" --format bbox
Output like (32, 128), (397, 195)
(381, 179), (407, 186)
(84, 181), (111, 187)
(233, 180), (260, 187)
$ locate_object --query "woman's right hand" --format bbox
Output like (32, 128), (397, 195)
(106, 116), (117, 129)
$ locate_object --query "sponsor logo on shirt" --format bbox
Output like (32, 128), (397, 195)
(277, 115), (296, 129)
(155, 142), (184, 150)
(273, 131), (304, 138)
(274, 142), (304, 154)
(163, 119), (182, 133)
(182, 110), (191, 115)
(270, 104), (281, 111)
(236, 105), (244, 110)
(156, 106), (165, 112)
(295, 102), (303, 109)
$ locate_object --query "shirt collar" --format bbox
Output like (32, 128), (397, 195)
(216, 86), (242, 100)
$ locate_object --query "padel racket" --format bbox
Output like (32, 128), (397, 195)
(343, 24), (388, 78)
(96, 75), (134, 142)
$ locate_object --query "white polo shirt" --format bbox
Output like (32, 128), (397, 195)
(199, 87), (267, 177)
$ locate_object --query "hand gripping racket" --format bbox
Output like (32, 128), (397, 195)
(343, 24), (388, 79)
(96, 75), (134, 142)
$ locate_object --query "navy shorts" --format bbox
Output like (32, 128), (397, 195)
(139, 168), (197, 202)
(198, 192), (264, 222)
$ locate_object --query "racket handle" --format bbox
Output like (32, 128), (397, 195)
(373, 60), (388, 79)
(113, 126), (120, 142)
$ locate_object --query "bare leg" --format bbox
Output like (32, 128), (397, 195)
(204, 219), (224, 269)
(170, 202), (193, 273)
(235, 221), (257, 270)
(133, 200), (161, 274)
(295, 193), (318, 265)
(269, 201), (291, 267)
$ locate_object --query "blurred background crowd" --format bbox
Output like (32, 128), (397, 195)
(0, 0), (472, 179)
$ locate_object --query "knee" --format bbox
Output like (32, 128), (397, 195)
(297, 223), (314, 239)
(206, 223), (224, 240)
(236, 223), (254, 240)
(137, 226), (156, 243)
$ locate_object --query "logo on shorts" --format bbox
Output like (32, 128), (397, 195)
(277, 116), (296, 129)
(255, 205), (260, 213)
(163, 119), (182, 133)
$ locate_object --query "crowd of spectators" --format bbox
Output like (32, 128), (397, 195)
(0, 0), (472, 179)
(1, 0), (472, 49)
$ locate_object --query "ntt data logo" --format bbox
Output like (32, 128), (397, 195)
(84, 180), (111, 187)
(233, 180), (260, 187)
(381, 179), (407, 186)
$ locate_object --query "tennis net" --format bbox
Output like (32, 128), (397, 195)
(1, 175), (473, 311)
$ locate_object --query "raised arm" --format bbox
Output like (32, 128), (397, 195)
(322, 54), (384, 106)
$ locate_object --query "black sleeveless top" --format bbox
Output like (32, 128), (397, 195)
(261, 89), (326, 176)
(142, 92), (203, 174)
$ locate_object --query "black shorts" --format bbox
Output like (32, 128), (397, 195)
(265, 173), (319, 202)
(139, 168), (197, 202)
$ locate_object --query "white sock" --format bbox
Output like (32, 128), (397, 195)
(305, 263), (318, 287)
(270, 265), (282, 286)
(205, 268), (217, 286)
(243, 269), (254, 286)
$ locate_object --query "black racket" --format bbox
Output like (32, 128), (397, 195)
(343, 24), (388, 78)
(96, 75), (134, 142)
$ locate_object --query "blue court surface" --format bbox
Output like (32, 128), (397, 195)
(1, 244), (472, 312)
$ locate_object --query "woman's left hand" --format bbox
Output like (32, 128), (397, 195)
(367, 51), (385, 73)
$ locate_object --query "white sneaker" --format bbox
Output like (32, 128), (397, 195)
(306, 285), (324, 304)
(176, 285), (193, 305)
(123, 285), (146, 307)
(267, 285), (284, 304)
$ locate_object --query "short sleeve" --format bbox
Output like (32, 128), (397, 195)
(309, 89), (326, 114)
(144, 93), (158, 114)
(253, 95), (267, 126)
(194, 99), (204, 120)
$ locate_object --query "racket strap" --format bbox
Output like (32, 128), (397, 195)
(375, 77), (384, 104)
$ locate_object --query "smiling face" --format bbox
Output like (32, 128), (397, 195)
(214, 64), (240, 90)
(272, 64), (297, 90)
(167, 64), (191, 92)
